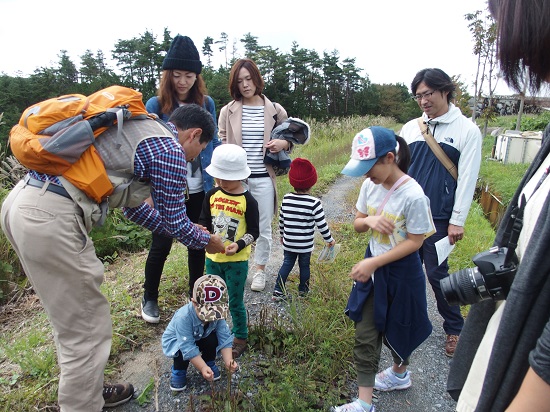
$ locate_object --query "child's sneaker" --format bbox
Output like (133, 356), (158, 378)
(206, 360), (221, 381)
(272, 290), (286, 301)
(374, 366), (411, 391)
(169, 367), (187, 391)
(331, 399), (375, 411)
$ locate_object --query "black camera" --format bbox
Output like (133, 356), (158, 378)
(441, 246), (518, 306)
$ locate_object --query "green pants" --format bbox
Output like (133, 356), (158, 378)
(205, 259), (248, 339)
(354, 291), (409, 387)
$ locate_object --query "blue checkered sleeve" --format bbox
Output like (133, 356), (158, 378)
(123, 136), (210, 250)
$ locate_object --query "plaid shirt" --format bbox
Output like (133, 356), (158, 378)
(30, 122), (209, 249)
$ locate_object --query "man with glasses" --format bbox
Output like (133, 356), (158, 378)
(399, 68), (482, 358)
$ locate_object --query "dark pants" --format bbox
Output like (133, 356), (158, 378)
(419, 219), (464, 335)
(173, 330), (217, 371)
(143, 191), (206, 301)
(275, 250), (312, 294)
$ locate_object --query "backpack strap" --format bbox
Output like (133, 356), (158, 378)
(417, 117), (458, 180)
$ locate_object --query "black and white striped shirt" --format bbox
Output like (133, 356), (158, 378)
(279, 193), (334, 253)
(242, 105), (266, 174)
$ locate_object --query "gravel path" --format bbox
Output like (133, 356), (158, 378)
(111, 174), (458, 412)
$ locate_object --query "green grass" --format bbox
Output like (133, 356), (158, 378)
(0, 113), (526, 411)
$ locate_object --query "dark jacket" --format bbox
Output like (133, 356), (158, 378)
(447, 123), (550, 411)
(345, 247), (432, 363)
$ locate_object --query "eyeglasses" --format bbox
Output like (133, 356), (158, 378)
(412, 90), (436, 101)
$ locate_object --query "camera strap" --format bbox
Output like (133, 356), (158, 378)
(502, 166), (549, 265)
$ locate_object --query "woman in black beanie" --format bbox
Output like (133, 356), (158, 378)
(141, 35), (221, 324)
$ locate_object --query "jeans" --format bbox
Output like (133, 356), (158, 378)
(143, 191), (206, 301)
(275, 250), (312, 294)
(419, 219), (464, 335)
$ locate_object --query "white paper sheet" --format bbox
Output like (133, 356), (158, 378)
(435, 236), (455, 266)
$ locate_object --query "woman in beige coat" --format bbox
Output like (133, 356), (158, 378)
(218, 58), (288, 343)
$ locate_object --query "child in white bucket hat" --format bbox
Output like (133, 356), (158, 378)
(199, 144), (260, 359)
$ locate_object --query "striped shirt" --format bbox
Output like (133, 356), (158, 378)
(241, 105), (267, 174)
(279, 192), (334, 253)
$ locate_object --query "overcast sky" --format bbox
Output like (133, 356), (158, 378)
(1, 0), (521, 96)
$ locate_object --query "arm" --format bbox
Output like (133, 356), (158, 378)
(198, 189), (214, 232)
(506, 368), (550, 412)
(451, 125), (482, 227)
(353, 210), (395, 235)
(220, 347), (238, 373)
(189, 354), (215, 381)
(225, 193), (260, 256)
(218, 105), (228, 144)
(507, 320), (550, 411)
(350, 232), (425, 283)
(205, 96), (222, 149)
(313, 201), (334, 244)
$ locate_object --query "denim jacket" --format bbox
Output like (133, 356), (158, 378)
(162, 302), (233, 360)
(145, 95), (221, 192)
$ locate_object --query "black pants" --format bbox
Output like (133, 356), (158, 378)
(173, 330), (217, 371)
(143, 191), (206, 301)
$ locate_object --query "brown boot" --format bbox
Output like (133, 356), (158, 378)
(232, 338), (248, 359)
(445, 334), (459, 357)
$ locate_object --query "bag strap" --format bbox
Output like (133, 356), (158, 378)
(417, 118), (458, 180)
(375, 174), (410, 216)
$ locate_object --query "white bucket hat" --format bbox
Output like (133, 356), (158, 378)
(205, 144), (251, 181)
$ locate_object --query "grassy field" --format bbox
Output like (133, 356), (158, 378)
(0, 114), (504, 411)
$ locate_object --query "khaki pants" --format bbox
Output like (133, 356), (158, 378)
(354, 291), (410, 387)
(1, 181), (111, 412)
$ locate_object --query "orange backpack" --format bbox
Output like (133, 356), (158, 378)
(10, 85), (154, 203)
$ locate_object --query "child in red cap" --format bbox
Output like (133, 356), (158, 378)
(272, 158), (335, 300)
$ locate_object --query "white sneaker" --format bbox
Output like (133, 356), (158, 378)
(250, 270), (266, 291)
(331, 400), (374, 411)
(374, 366), (411, 391)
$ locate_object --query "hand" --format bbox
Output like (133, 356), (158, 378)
(225, 243), (238, 256)
(328, 240), (336, 247)
(265, 139), (288, 153)
(447, 224), (464, 245)
(201, 366), (214, 381)
(366, 215), (395, 235)
(195, 224), (209, 233)
(205, 234), (226, 254)
(349, 258), (378, 283)
(226, 359), (239, 373)
(144, 196), (154, 208)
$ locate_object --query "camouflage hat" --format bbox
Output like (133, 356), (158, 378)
(192, 275), (229, 322)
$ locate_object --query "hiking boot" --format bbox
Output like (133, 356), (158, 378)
(251, 270), (266, 291)
(331, 400), (375, 411)
(170, 367), (187, 391)
(232, 338), (248, 359)
(374, 367), (411, 391)
(103, 381), (134, 407)
(141, 297), (160, 324)
(206, 360), (221, 381)
(445, 334), (459, 357)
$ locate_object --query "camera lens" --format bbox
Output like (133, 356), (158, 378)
(441, 267), (491, 306)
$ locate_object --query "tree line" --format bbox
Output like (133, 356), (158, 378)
(0, 29), (473, 152)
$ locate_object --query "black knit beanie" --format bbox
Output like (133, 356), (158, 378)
(162, 35), (202, 74)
